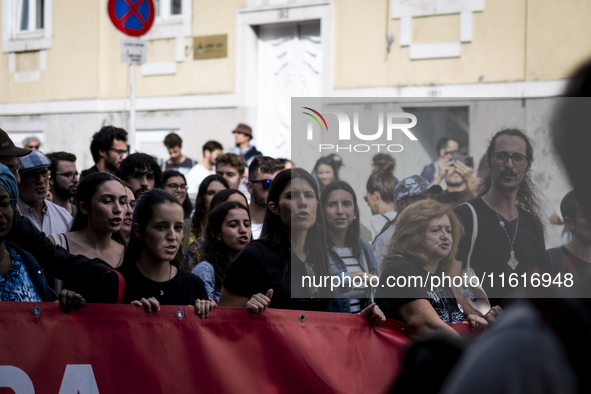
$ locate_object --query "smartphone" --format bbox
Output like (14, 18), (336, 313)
(450, 153), (474, 168)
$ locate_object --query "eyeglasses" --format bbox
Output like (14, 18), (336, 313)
(251, 179), (273, 190)
(55, 171), (79, 181)
(109, 148), (128, 158)
(22, 169), (50, 182)
(492, 152), (529, 166)
(165, 183), (188, 191)
(27, 145), (40, 150)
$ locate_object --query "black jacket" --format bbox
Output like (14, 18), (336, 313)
(7, 213), (112, 297)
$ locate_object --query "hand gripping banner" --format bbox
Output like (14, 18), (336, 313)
(0, 302), (428, 393)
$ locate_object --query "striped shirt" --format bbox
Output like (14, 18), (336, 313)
(334, 247), (366, 313)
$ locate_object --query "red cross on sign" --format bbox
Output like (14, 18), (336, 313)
(108, 0), (155, 37)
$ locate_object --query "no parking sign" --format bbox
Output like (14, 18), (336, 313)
(108, 0), (155, 37)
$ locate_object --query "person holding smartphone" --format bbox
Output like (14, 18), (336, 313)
(435, 151), (476, 208)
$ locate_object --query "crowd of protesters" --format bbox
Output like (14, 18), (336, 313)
(2, 60), (591, 391)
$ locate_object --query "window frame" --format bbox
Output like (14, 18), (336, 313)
(2, 0), (52, 53)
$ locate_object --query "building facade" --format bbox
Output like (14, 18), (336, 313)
(1, 0), (590, 245)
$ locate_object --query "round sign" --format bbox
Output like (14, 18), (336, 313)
(108, 0), (155, 37)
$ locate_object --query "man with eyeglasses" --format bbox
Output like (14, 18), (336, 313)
(451, 129), (548, 321)
(47, 152), (79, 216)
(81, 126), (128, 178)
(17, 151), (72, 236)
(247, 156), (285, 239)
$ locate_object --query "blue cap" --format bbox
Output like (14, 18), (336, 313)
(18, 150), (51, 173)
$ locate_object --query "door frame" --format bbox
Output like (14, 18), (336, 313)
(235, 2), (334, 152)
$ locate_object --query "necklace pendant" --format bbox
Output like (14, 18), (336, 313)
(160, 290), (164, 296)
(499, 220), (505, 227)
(508, 250), (519, 270)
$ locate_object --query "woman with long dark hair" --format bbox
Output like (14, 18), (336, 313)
(208, 189), (248, 212)
(184, 175), (230, 271)
(192, 201), (251, 303)
(162, 170), (194, 262)
(321, 181), (380, 314)
(49, 172), (127, 268)
(190, 174), (229, 239)
(91, 189), (215, 316)
(219, 168), (331, 311)
(219, 168), (384, 322)
(311, 156), (340, 194)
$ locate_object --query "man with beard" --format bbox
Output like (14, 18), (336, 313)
(81, 126), (128, 178)
(450, 129), (548, 318)
(186, 140), (223, 196)
(247, 156), (285, 239)
(435, 151), (475, 208)
(47, 152), (78, 216)
(17, 150), (72, 235)
(115, 153), (162, 199)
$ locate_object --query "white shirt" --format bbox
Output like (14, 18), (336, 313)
(251, 222), (263, 240)
(370, 211), (397, 242)
(185, 163), (214, 192)
(18, 199), (72, 236)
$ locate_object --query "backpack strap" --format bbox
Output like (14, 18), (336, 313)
(460, 202), (478, 271)
(372, 215), (397, 246)
(108, 269), (125, 304)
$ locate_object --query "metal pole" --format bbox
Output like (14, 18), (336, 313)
(129, 63), (136, 153)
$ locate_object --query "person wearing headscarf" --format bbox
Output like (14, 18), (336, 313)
(0, 164), (86, 311)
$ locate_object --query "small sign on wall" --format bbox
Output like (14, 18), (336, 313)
(121, 39), (147, 64)
(193, 34), (227, 60)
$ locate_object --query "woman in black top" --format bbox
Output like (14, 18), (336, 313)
(91, 189), (215, 317)
(220, 168), (384, 322)
(219, 168), (333, 312)
(376, 199), (487, 335)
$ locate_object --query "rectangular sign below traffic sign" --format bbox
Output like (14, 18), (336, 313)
(121, 39), (147, 64)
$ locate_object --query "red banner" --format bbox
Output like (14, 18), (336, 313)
(0, 302), (469, 393)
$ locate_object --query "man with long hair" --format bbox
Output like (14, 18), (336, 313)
(451, 129), (548, 318)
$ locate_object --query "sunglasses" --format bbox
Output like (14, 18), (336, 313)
(251, 179), (273, 190)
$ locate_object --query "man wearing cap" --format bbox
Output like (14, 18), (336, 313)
(226, 123), (262, 166)
(372, 175), (442, 268)
(0, 129), (31, 182)
(17, 151), (72, 235)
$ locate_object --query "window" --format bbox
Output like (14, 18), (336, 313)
(2, 0), (52, 53)
(154, 0), (182, 19)
(18, 0), (45, 32)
